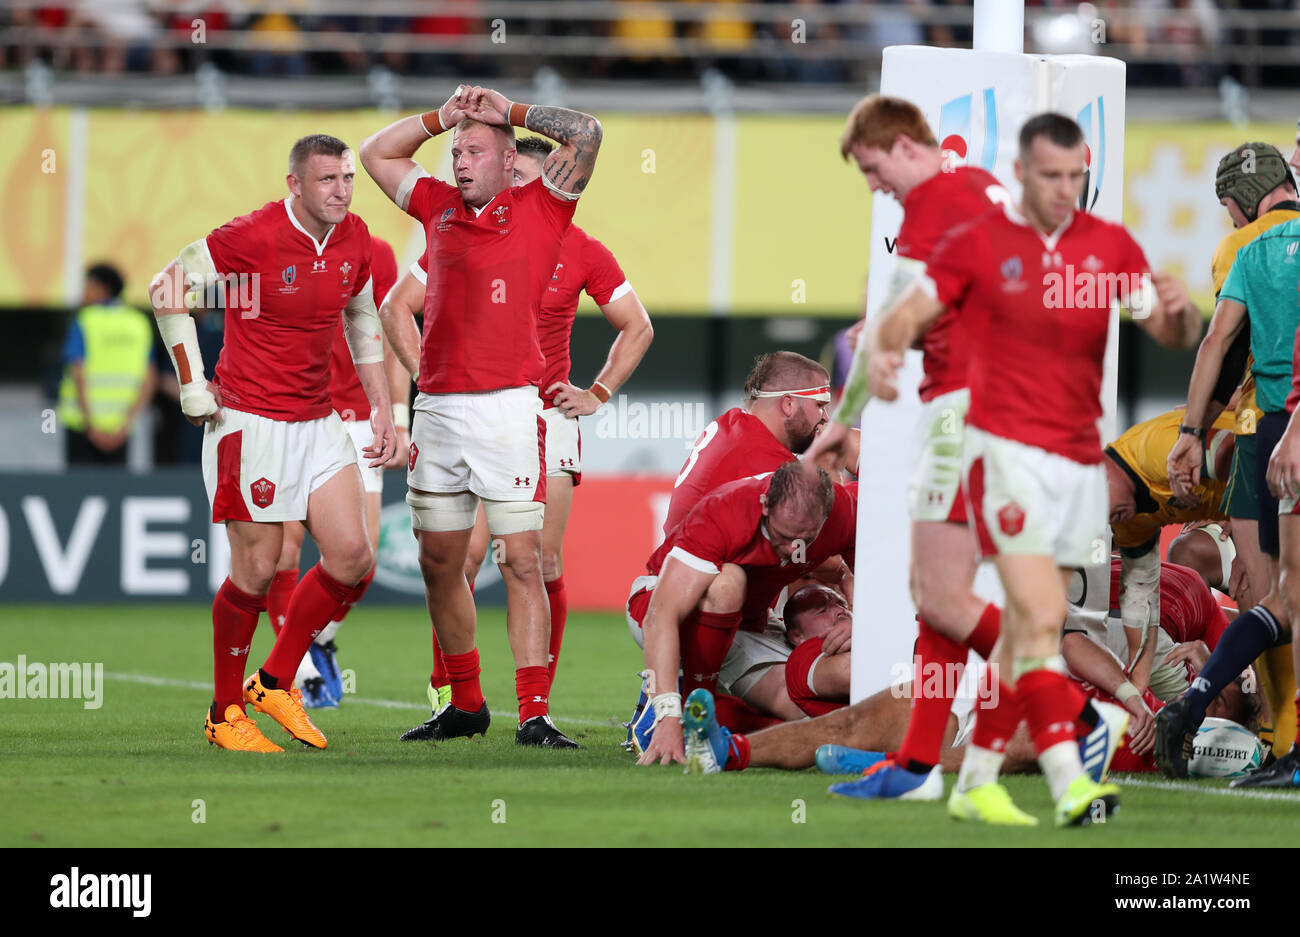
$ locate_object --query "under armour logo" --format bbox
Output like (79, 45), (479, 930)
(229, 644), (250, 657)
(559, 458), (574, 468)
(514, 476), (531, 486)
(532, 696), (547, 703)
(313, 260), (327, 271)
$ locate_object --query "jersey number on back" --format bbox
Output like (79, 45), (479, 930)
(675, 420), (720, 488)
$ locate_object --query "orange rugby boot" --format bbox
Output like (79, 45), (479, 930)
(205, 704), (285, 753)
(244, 672), (328, 749)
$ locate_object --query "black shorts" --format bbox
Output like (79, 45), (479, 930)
(1256, 411), (1288, 557)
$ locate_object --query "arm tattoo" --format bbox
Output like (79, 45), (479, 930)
(525, 105), (602, 194)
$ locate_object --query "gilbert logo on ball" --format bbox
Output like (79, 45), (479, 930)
(997, 502), (1025, 536)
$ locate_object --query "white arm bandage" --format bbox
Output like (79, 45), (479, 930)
(395, 165), (430, 214)
(1120, 547), (1161, 636)
(343, 277), (384, 365)
(651, 692), (682, 725)
(176, 238), (221, 308)
(156, 313), (217, 419)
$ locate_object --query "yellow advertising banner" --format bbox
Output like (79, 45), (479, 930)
(0, 107), (1292, 315)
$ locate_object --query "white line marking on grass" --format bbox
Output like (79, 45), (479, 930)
(103, 671), (617, 728)
(1115, 775), (1300, 802)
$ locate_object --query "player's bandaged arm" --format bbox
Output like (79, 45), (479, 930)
(640, 554), (718, 724)
(343, 277), (392, 412)
(833, 257), (932, 426)
(1181, 297), (1247, 431)
(1119, 542), (1161, 691)
(148, 241), (221, 421)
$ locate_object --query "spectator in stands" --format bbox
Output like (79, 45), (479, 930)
(57, 263), (157, 466)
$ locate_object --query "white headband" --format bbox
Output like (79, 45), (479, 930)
(750, 385), (832, 403)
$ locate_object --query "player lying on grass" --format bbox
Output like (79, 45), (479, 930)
(266, 236), (406, 709)
(629, 460), (855, 766)
(363, 85), (602, 748)
(860, 113), (1201, 826)
(717, 584), (853, 722)
(680, 556), (1252, 780)
(150, 134), (394, 752)
(1161, 171), (1300, 779)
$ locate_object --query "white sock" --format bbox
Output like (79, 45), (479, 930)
(956, 744), (1005, 793)
(294, 651), (322, 687)
(315, 620), (341, 645)
(1039, 740), (1085, 801)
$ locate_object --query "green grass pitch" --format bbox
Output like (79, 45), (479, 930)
(2, 603), (1298, 847)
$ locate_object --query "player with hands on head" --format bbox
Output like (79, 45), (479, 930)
(360, 85), (602, 748)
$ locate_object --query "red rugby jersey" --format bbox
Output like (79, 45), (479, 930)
(206, 197), (373, 421)
(665, 408), (796, 535)
(785, 636), (847, 718)
(404, 175), (576, 394)
(646, 477), (857, 631)
(539, 225), (629, 407)
(1108, 558), (1229, 650)
(896, 166), (1008, 402)
(926, 204), (1150, 463)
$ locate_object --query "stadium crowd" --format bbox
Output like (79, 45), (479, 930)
(1, 1), (1282, 86)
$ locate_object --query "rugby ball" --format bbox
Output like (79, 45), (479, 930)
(1187, 717), (1264, 779)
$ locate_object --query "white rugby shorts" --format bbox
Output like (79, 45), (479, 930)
(344, 418), (385, 495)
(541, 405), (581, 482)
(408, 386), (546, 502)
(908, 387), (970, 524)
(202, 408), (356, 523)
(963, 426), (1107, 567)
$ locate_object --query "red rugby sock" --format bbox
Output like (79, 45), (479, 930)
(727, 732), (751, 771)
(896, 618), (967, 771)
(332, 568), (374, 625)
(970, 667), (1020, 752)
(266, 569), (298, 637)
(680, 610), (741, 695)
(516, 666), (550, 723)
(261, 564), (350, 685)
(545, 577), (567, 690)
(212, 578), (265, 716)
(1018, 667), (1086, 755)
(445, 648), (484, 712)
(964, 603), (1001, 660)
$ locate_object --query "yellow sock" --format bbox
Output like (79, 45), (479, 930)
(1256, 645), (1296, 758)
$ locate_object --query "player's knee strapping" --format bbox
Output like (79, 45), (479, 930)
(483, 498), (544, 536)
(407, 489), (477, 532)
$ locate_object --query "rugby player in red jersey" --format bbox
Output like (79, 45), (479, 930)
(861, 113), (1200, 825)
(264, 236), (406, 707)
(804, 95), (1032, 804)
(149, 134), (395, 752)
(628, 461), (856, 767)
(667, 351), (830, 534)
(361, 86), (602, 748)
(455, 136), (652, 701)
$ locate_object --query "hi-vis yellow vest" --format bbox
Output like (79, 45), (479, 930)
(57, 304), (153, 433)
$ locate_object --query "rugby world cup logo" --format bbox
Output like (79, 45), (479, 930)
(1076, 97), (1107, 212)
(282, 265), (297, 286)
(938, 88), (998, 173)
